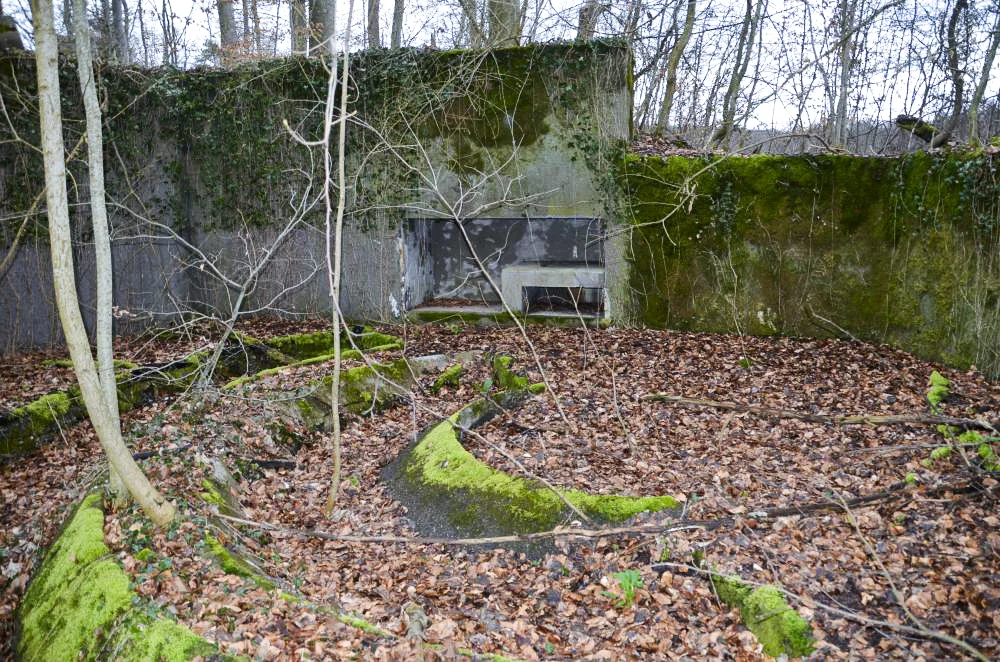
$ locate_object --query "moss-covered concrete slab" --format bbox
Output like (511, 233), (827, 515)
(387, 391), (678, 539)
(271, 352), (480, 430)
(17, 493), (226, 661)
(2, 331), (403, 456)
(0, 355), (203, 457)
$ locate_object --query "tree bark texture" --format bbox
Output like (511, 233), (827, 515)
(31, 0), (175, 527)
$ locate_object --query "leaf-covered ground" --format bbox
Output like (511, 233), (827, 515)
(1, 322), (998, 660)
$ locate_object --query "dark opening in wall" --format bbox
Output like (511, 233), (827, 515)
(523, 286), (604, 315)
(402, 217), (606, 315)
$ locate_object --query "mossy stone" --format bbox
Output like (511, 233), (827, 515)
(17, 493), (226, 661)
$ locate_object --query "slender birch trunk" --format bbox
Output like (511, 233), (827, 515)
(32, 0), (175, 527)
(73, 0), (126, 499)
(324, 0), (354, 515)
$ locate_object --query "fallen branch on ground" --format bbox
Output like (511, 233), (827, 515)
(645, 394), (997, 432)
(213, 477), (991, 546)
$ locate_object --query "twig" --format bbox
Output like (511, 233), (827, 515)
(214, 511), (705, 545)
(214, 478), (989, 547)
(806, 304), (859, 342)
(645, 393), (997, 432)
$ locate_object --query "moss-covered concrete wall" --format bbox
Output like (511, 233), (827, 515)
(612, 152), (1000, 377)
(0, 42), (631, 352)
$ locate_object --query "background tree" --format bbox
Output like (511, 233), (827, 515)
(931, 0), (969, 147)
(968, 0), (999, 143)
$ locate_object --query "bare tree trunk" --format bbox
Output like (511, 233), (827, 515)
(324, 0), (355, 516)
(309, 0), (334, 51)
(112, 0), (127, 61)
(711, 0), (764, 148)
(969, 2), (1000, 144)
(390, 0), (402, 47)
(622, 0), (642, 43)
(218, 0), (237, 52)
(31, 0), (175, 527)
(290, 0), (306, 52)
(138, 0), (149, 65)
(100, 0), (110, 52)
(161, 0), (177, 65)
(576, 0), (604, 41)
(73, 0), (126, 500)
(457, 0), (485, 47)
(657, 0), (696, 131)
(367, 0), (379, 46)
(251, 0), (261, 51)
(62, 0), (73, 38)
(931, 0), (968, 148)
(831, 0), (858, 146)
(487, 0), (520, 46)
(240, 0), (249, 42)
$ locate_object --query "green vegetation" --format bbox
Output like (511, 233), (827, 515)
(0, 390), (75, 455)
(489, 355), (544, 394)
(397, 403), (678, 536)
(432, 364), (464, 393)
(926, 370), (950, 410)
(18, 494), (225, 661)
(710, 574), (814, 658)
(616, 152), (1000, 378)
(609, 569), (643, 607)
(203, 533), (275, 590)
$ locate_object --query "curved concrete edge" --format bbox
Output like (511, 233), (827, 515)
(17, 493), (229, 661)
(391, 395), (680, 538)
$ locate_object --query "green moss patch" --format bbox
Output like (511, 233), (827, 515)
(264, 329), (401, 361)
(710, 574), (814, 658)
(393, 403), (678, 537)
(0, 391), (78, 455)
(616, 152), (1000, 378)
(17, 493), (224, 661)
(431, 364), (464, 393)
(223, 348), (365, 390)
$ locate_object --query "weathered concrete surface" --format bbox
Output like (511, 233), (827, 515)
(0, 44), (631, 353)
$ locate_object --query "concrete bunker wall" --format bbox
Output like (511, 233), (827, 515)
(616, 153), (1000, 378)
(1, 44), (997, 379)
(0, 43), (631, 351)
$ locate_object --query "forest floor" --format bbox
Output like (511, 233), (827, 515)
(1, 321), (998, 660)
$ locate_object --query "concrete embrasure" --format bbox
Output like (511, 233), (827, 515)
(499, 264), (607, 315)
